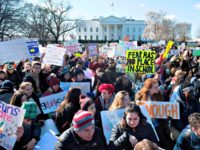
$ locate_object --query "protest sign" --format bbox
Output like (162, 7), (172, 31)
(40, 91), (66, 114)
(115, 57), (126, 73)
(119, 40), (137, 57)
(136, 101), (180, 119)
(193, 49), (200, 56)
(101, 106), (159, 144)
(43, 45), (66, 66)
(34, 132), (57, 150)
(26, 40), (40, 57)
(163, 40), (174, 58)
(64, 40), (81, 53)
(88, 43), (98, 57)
(0, 101), (25, 150)
(0, 39), (31, 64)
(60, 82), (90, 95)
(126, 50), (156, 74)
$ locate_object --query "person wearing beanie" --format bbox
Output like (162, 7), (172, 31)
(59, 67), (72, 82)
(16, 102), (41, 150)
(95, 83), (115, 111)
(55, 110), (107, 150)
(42, 75), (62, 97)
(0, 80), (14, 104)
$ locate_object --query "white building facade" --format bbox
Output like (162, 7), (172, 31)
(76, 15), (147, 41)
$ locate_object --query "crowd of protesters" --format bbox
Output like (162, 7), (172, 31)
(0, 43), (200, 150)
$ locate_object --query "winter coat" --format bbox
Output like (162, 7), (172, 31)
(109, 123), (158, 150)
(55, 127), (107, 150)
(174, 125), (200, 150)
(0, 89), (14, 104)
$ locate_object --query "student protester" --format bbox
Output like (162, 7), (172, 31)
(55, 110), (107, 150)
(174, 113), (200, 150)
(16, 60), (32, 81)
(134, 139), (164, 150)
(10, 91), (28, 107)
(56, 88), (81, 133)
(0, 70), (6, 87)
(109, 103), (157, 150)
(109, 90), (130, 111)
(0, 80), (14, 104)
(59, 67), (72, 82)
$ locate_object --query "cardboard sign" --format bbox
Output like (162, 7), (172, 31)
(136, 101), (180, 119)
(101, 106), (159, 144)
(64, 40), (82, 53)
(88, 43), (98, 57)
(115, 57), (126, 73)
(126, 50), (156, 74)
(163, 41), (174, 58)
(26, 40), (40, 57)
(60, 82), (90, 95)
(0, 101), (25, 150)
(193, 49), (200, 56)
(119, 40), (137, 57)
(0, 39), (31, 64)
(40, 91), (66, 114)
(43, 45), (66, 66)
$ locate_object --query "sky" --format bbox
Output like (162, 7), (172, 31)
(30, 0), (200, 38)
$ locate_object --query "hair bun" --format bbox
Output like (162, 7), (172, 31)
(79, 94), (86, 100)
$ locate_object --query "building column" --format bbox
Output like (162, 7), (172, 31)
(122, 24), (125, 39)
(107, 25), (109, 41)
(114, 24), (117, 40)
(100, 25), (103, 40)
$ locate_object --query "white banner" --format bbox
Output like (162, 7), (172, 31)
(43, 45), (66, 66)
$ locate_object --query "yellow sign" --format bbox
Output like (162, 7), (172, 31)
(126, 50), (156, 74)
(163, 41), (174, 58)
(75, 53), (81, 57)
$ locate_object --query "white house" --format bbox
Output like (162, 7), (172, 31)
(75, 15), (147, 41)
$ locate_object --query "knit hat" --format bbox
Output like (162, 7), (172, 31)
(72, 110), (95, 131)
(47, 76), (60, 87)
(1, 80), (14, 91)
(61, 67), (70, 76)
(21, 102), (37, 120)
(79, 95), (94, 110)
(98, 83), (115, 94)
(6, 63), (14, 70)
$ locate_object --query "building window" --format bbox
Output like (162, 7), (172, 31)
(96, 35), (99, 40)
(132, 35), (135, 41)
(90, 35), (93, 40)
(78, 28), (81, 32)
(84, 27), (87, 32)
(96, 27), (99, 32)
(79, 36), (81, 40)
(139, 27), (141, 32)
(127, 27), (129, 32)
(133, 28), (135, 32)
(90, 27), (93, 32)
(139, 35), (141, 40)
(84, 35), (87, 40)
(104, 35), (107, 40)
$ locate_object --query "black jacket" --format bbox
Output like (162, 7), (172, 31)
(55, 127), (108, 150)
(109, 123), (158, 150)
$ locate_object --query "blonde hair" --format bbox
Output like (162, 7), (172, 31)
(19, 82), (32, 91)
(109, 90), (128, 110)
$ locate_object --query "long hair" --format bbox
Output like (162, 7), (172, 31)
(109, 90), (128, 110)
(121, 103), (147, 129)
(57, 88), (81, 113)
(19, 82), (32, 91)
(10, 91), (27, 107)
(135, 78), (162, 101)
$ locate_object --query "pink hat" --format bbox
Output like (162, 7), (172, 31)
(79, 95), (93, 110)
(98, 83), (115, 94)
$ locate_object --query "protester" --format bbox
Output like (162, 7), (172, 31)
(56, 88), (81, 133)
(10, 90), (28, 107)
(109, 103), (158, 150)
(134, 139), (164, 150)
(174, 113), (200, 150)
(109, 90), (130, 110)
(0, 80), (14, 104)
(55, 110), (107, 150)
(0, 70), (6, 87)
(59, 67), (72, 82)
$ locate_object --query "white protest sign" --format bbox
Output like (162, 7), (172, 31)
(40, 91), (66, 114)
(0, 101), (25, 150)
(101, 106), (159, 144)
(34, 132), (58, 150)
(64, 40), (82, 53)
(60, 82), (90, 95)
(136, 101), (180, 119)
(119, 40), (137, 57)
(43, 45), (66, 66)
(0, 39), (31, 64)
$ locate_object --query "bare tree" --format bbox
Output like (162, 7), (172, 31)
(143, 11), (166, 41)
(161, 19), (177, 41)
(176, 23), (191, 42)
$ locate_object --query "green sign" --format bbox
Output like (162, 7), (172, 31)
(193, 50), (200, 56)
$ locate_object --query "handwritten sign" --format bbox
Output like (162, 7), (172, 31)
(119, 40), (137, 57)
(88, 43), (98, 57)
(101, 106), (158, 144)
(136, 101), (180, 119)
(126, 50), (156, 74)
(64, 40), (81, 53)
(163, 41), (174, 58)
(43, 45), (66, 66)
(0, 39), (31, 64)
(40, 91), (66, 114)
(60, 82), (90, 95)
(115, 57), (126, 73)
(0, 101), (25, 150)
